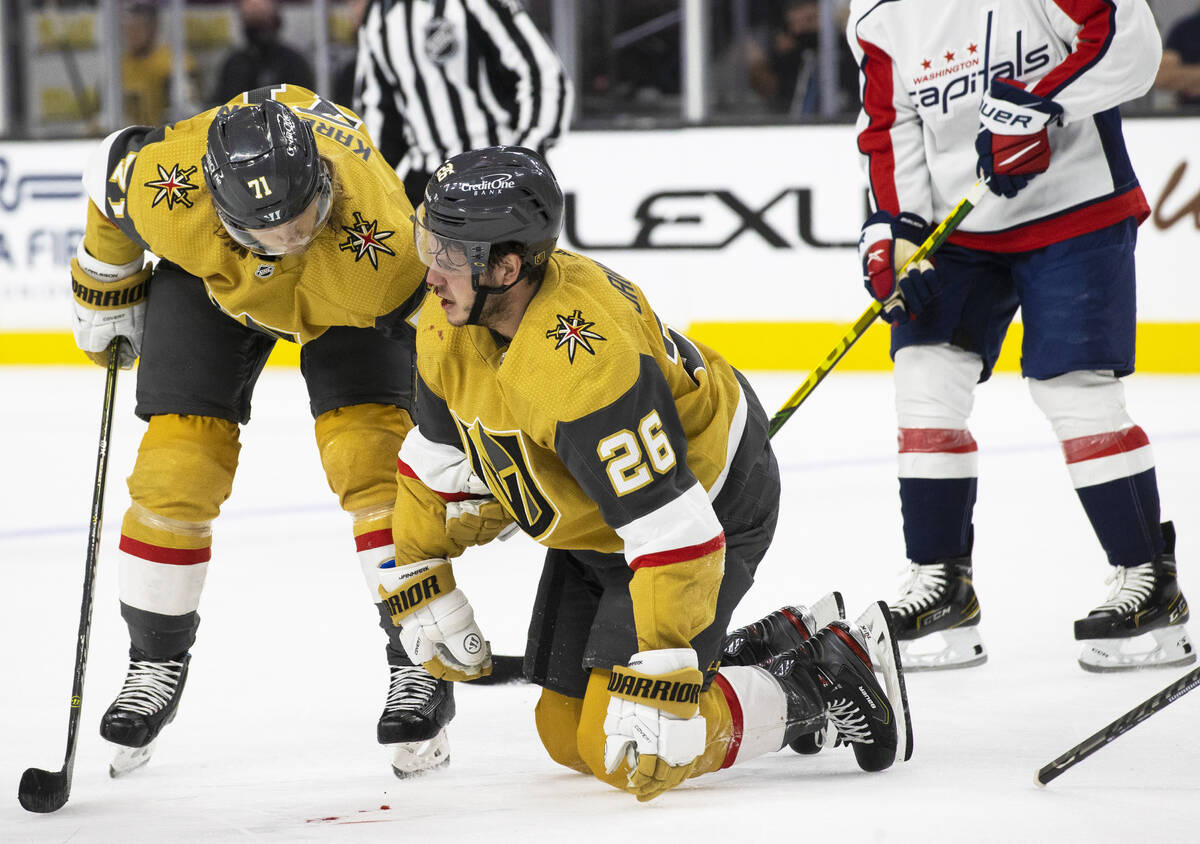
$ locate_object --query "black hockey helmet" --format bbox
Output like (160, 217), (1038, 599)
(413, 145), (563, 278)
(202, 99), (332, 255)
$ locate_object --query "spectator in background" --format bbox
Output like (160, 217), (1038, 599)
(122, 1), (192, 125)
(332, 0), (368, 107)
(210, 0), (314, 105)
(747, 0), (858, 117)
(1155, 4), (1200, 107)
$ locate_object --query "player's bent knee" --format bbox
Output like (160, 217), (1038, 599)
(1027, 370), (1132, 440)
(534, 688), (590, 774)
(315, 403), (412, 513)
(127, 414), (240, 524)
(894, 344), (982, 427)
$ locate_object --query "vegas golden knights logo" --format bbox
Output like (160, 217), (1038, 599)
(455, 418), (557, 540)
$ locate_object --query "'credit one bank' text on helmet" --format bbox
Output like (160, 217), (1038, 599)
(414, 145), (563, 279)
(202, 99), (332, 256)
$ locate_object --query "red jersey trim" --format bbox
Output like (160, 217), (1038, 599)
(396, 456), (476, 503)
(629, 534), (726, 570)
(947, 189), (1148, 253)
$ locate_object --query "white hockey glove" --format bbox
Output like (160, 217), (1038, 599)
(70, 243), (150, 370)
(378, 557), (492, 682)
(602, 648), (707, 802)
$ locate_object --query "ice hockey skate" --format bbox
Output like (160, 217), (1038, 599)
(722, 592), (844, 753)
(1075, 522), (1195, 672)
(378, 649), (454, 778)
(769, 603), (912, 772)
(888, 555), (987, 671)
(100, 648), (191, 778)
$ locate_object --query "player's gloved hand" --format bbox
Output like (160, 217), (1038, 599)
(976, 78), (1063, 198)
(378, 557), (493, 682)
(602, 648), (707, 802)
(445, 496), (517, 547)
(70, 244), (150, 370)
(859, 210), (939, 324)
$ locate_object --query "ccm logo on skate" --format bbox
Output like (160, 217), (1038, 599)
(383, 575), (442, 617)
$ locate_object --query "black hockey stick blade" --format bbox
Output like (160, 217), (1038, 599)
(1035, 664), (1200, 787)
(469, 654), (526, 686)
(18, 766), (71, 814)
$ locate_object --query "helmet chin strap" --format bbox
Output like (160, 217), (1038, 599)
(465, 268), (525, 326)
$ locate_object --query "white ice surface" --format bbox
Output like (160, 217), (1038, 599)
(2, 366), (1198, 843)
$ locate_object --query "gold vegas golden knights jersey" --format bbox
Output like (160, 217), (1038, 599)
(79, 85), (428, 344)
(394, 250), (755, 648)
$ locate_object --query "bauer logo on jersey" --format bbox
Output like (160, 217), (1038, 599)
(339, 211), (396, 269)
(144, 163), (200, 210)
(546, 309), (605, 363)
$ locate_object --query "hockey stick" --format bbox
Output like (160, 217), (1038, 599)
(19, 339), (125, 813)
(767, 178), (991, 438)
(1035, 664), (1200, 787)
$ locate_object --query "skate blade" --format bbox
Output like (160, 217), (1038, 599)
(1077, 625), (1197, 673)
(855, 601), (913, 763)
(806, 591), (846, 631)
(899, 627), (988, 672)
(388, 729), (450, 778)
(110, 740), (157, 778)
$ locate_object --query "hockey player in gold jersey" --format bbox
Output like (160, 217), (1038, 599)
(70, 85), (505, 778)
(379, 146), (915, 801)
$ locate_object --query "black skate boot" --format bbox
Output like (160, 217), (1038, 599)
(379, 645), (454, 778)
(769, 606), (912, 772)
(889, 555), (986, 671)
(100, 647), (190, 777)
(722, 592), (844, 754)
(1075, 522), (1195, 672)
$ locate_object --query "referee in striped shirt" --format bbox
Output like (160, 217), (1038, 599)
(355, 0), (574, 207)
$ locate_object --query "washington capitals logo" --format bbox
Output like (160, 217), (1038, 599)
(545, 309), (605, 363)
(339, 211), (395, 269)
(144, 163), (198, 210)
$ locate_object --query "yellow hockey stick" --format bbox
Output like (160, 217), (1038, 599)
(768, 179), (991, 438)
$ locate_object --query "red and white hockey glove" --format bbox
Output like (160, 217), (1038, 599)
(859, 210), (940, 324)
(602, 648), (707, 802)
(70, 243), (150, 369)
(976, 78), (1063, 198)
(378, 557), (493, 682)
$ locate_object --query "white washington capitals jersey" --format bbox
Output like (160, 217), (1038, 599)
(847, 0), (1161, 251)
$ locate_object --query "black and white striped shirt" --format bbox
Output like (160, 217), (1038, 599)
(355, 0), (573, 199)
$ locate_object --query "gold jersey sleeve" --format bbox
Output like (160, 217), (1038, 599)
(83, 84), (428, 344)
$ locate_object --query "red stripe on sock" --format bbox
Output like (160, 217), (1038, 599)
(1062, 426), (1149, 464)
(712, 672), (743, 769)
(629, 534), (726, 570)
(898, 428), (978, 454)
(354, 528), (393, 552)
(119, 535), (211, 565)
